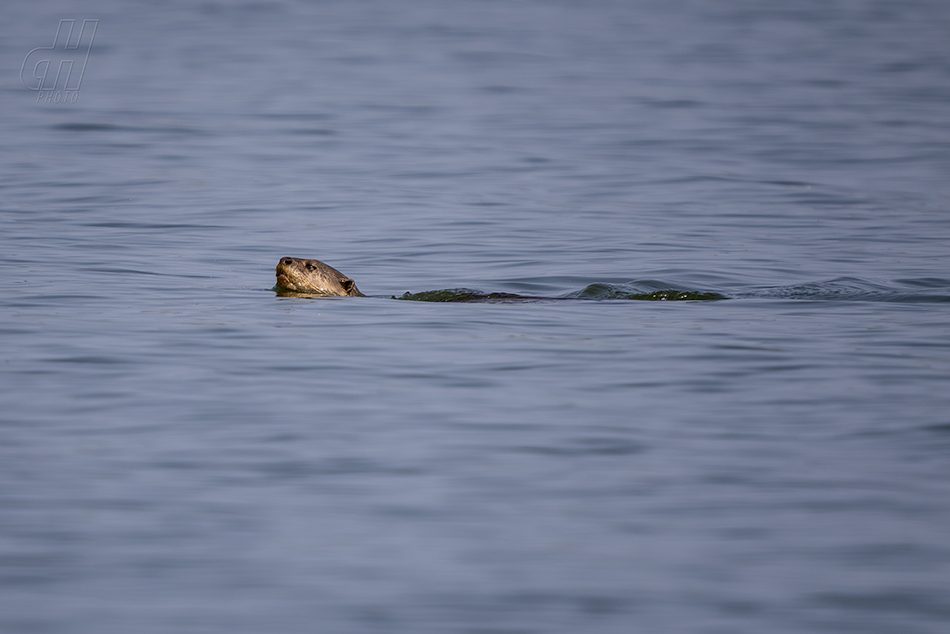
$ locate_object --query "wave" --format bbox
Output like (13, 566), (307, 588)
(739, 277), (950, 303)
(394, 277), (950, 303)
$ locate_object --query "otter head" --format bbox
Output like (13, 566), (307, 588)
(274, 257), (365, 297)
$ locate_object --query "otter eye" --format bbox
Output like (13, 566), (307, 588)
(306, 263), (316, 271)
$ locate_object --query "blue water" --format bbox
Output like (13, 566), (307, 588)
(2, 1), (950, 632)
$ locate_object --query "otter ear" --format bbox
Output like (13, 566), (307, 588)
(342, 278), (356, 293)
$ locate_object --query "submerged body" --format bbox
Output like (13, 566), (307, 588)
(274, 257), (365, 296)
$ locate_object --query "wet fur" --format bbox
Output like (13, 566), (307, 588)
(274, 257), (364, 297)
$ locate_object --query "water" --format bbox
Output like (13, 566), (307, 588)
(2, 1), (950, 632)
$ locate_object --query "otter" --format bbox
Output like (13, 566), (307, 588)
(274, 257), (728, 301)
(274, 257), (365, 297)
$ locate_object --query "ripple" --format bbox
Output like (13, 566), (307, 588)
(743, 277), (950, 303)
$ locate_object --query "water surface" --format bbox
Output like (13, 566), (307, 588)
(2, 1), (950, 632)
